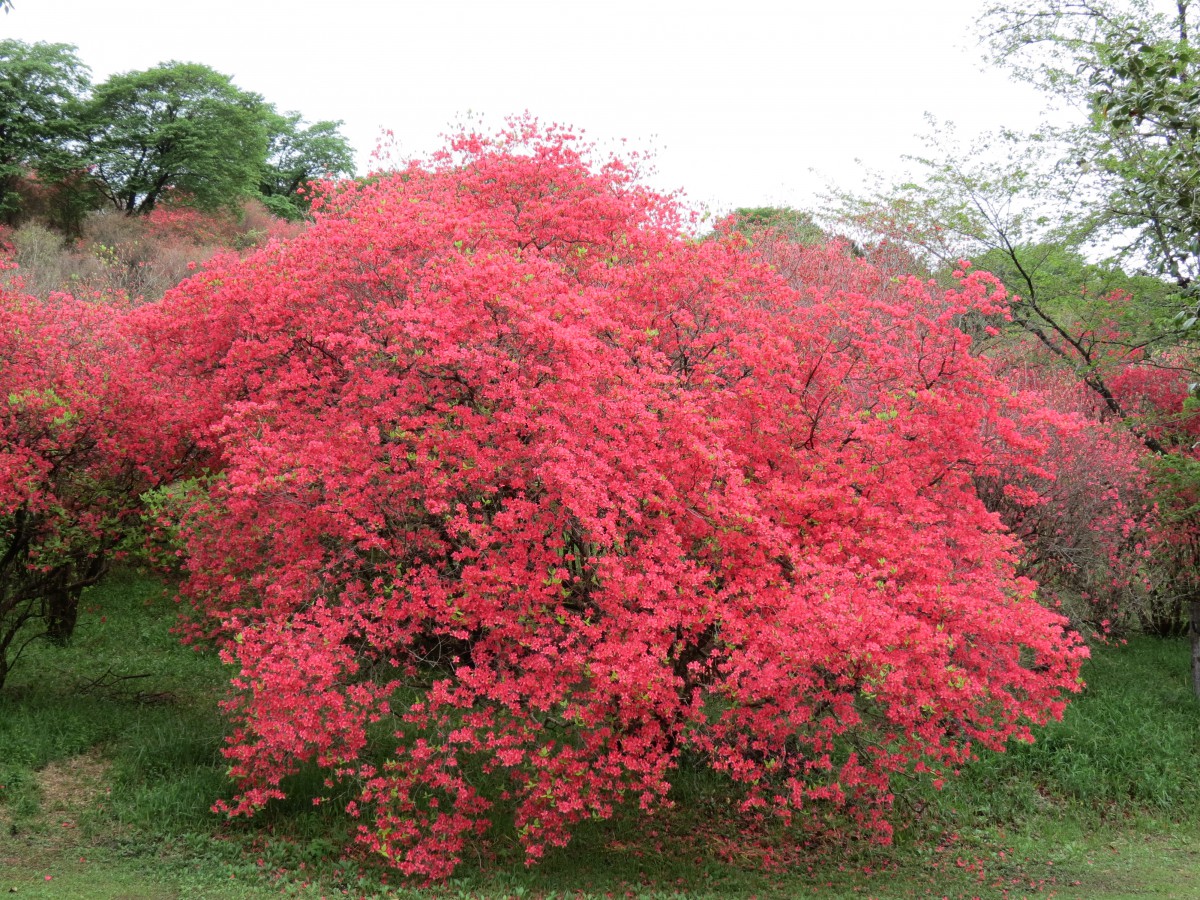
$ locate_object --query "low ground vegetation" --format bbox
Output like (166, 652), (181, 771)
(0, 574), (1196, 898)
(2, 200), (303, 302)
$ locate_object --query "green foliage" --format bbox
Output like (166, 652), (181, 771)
(0, 40), (90, 223)
(827, 124), (1071, 279)
(972, 3), (1200, 654)
(931, 636), (1200, 817)
(728, 206), (828, 245)
(1, 45), (355, 231)
(983, 0), (1200, 293)
(258, 112), (354, 219)
(972, 242), (1182, 339)
(0, 573), (226, 812)
(828, 124), (1198, 454)
(79, 62), (273, 215)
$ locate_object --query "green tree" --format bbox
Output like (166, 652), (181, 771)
(728, 206), (828, 244)
(0, 40), (90, 224)
(258, 112), (355, 219)
(981, 2), (1200, 665)
(80, 61), (272, 215)
(982, 0), (1200, 296)
(835, 1), (1200, 684)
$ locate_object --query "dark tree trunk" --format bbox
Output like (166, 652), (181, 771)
(45, 554), (107, 646)
(45, 583), (79, 645)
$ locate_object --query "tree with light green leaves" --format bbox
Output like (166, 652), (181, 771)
(981, 0), (1200, 687)
(829, 112), (1196, 456)
(982, 0), (1200, 298)
(832, 0), (1200, 682)
(728, 206), (828, 245)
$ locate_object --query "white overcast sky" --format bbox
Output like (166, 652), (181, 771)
(3, 0), (1051, 215)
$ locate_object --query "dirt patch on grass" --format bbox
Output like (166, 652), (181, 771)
(0, 748), (114, 865)
(38, 749), (112, 829)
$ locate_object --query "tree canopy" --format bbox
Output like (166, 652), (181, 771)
(828, 0), (1200, 651)
(259, 112), (356, 219)
(0, 43), (355, 223)
(79, 61), (273, 215)
(0, 40), (89, 222)
(983, 0), (1200, 294)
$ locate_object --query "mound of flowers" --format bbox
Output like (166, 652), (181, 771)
(137, 123), (1086, 878)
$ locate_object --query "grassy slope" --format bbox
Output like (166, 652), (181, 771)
(1, 573), (1198, 899)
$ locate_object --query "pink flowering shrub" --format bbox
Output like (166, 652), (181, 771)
(137, 123), (1087, 878)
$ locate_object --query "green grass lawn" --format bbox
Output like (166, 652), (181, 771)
(2, 572), (1198, 898)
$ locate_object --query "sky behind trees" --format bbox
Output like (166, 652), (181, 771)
(3, 0), (1048, 213)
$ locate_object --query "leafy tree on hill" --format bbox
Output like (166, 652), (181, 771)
(259, 111), (355, 219)
(728, 206), (828, 245)
(831, 124), (1198, 454)
(79, 61), (273, 215)
(138, 121), (1087, 878)
(0, 48), (353, 229)
(831, 0), (1200, 687)
(0, 40), (90, 224)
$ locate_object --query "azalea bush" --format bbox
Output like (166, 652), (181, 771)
(978, 316), (1200, 638)
(140, 122), (1088, 878)
(1107, 356), (1200, 636)
(725, 217), (1159, 637)
(0, 272), (178, 689)
(971, 367), (1157, 636)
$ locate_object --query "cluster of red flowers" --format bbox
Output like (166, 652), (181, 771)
(129, 123), (1087, 876)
